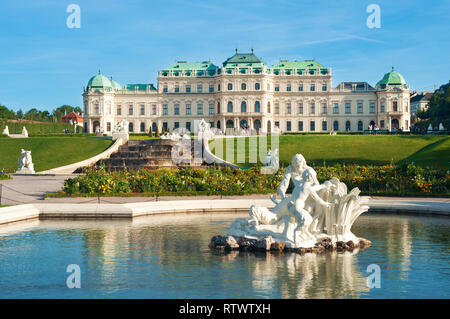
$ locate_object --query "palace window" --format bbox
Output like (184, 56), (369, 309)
(186, 85), (191, 93)
(241, 101), (247, 113)
(346, 121), (351, 131)
(186, 122), (191, 132)
(209, 104), (214, 115)
(370, 102), (375, 113)
(275, 103), (280, 114)
(322, 121), (327, 131)
(310, 84), (315, 91)
(128, 105), (133, 115)
(267, 102), (271, 113)
(94, 104), (99, 114)
(174, 104), (180, 115)
(310, 103), (315, 114)
(357, 102), (363, 114)
(255, 83), (260, 90)
(254, 101), (260, 113)
(241, 83), (247, 90)
(163, 86), (168, 93)
(228, 83), (233, 90)
(152, 105), (157, 115)
(286, 84), (291, 92)
(217, 102), (220, 114)
(163, 104), (168, 115)
(298, 103), (303, 114)
(129, 122), (134, 132)
(286, 121), (291, 131)
(117, 106), (121, 115)
(287, 103), (291, 114)
(107, 122), (111, 132)
(310, 121), (315, 131)
(174, 122), (179, 129)
(197, 104), (203, 115)
(140, 122), (146, 133)
(322, 84), (327, 91)
(174, 85), (179, 93)
(333, 103), (339, 114)
(186, 104), (191, 115)
(299, 84), (303, 91)
(322, 103), (327, 114)
(209, 85), (214, 93)
(140, 105), (145, 115)
(358, 121), (363, 131)
(227, 102), (233, 112)
(298, 121), (303, 131)
(393, 101), (398, 112)
(218, 84), (220, 91)
(380, 102), (385, 113)
(162, 122), (168, 132)
(345, 103), (351, 114)
(275, 121), (279, 128)
(197, 85), (203, 93)
(333, 121), (339, 131)
(275, 85), (279, 92)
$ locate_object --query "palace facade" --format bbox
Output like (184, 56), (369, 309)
(82, 50), (411, 134)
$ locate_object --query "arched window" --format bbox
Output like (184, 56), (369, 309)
(255, 83), (260, 90)
(241, 101), (247, 113)
(140, 122), (146, 132)
(128, 122), (134, 132)
(267, 101), (271, 113)
(254, 101), (260, 112)
(254, 119), (261, 130)
(152, 122), (157, 132)
(217, 102), (220, 114)
(228, 83), (233, 90)
(358, 120), (363, 131)
(333, 121), (339, 131)
(226, 120), (234, 128)
(345, 121), (351, 131)
(227, 102), (233, 113)
(240, 119), (248, 128)
(241, 83), (246, 90)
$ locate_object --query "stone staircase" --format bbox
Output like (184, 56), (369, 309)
(97, 139), (204, 171)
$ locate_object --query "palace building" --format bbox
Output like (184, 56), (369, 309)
(82, 50), (411, 134)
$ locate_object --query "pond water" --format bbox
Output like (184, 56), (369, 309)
(0, 213), (449, 299)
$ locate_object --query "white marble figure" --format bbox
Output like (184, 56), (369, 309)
(113, 120), (128, 133)
(22, 126), (28, 137)
(227, 154), (369, 248)
(2, 125), (9, 135)
(161, 132), (182, 140)
(16, 149), (35, 174)
(427, 124), (433, 132)
(439, 123), (445, 131)
(261, 148), (279, 174)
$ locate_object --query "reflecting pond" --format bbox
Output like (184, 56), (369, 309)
(0, 213), (448, 298)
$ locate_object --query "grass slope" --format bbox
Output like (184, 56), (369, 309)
(210, 135), (450, 168)
(0, 137), (112, 172)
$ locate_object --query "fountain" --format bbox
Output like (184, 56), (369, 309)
(210, 154), (371, 253)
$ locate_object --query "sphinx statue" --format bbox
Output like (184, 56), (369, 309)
(226, 154), (369, 248)
(16, 149), (35, 174)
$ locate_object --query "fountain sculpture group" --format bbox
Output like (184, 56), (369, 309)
(210, 154), (371, 253)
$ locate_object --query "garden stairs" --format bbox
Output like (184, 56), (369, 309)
(97, 139), (204, 171)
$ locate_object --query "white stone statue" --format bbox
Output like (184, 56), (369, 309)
(227, 154), (369, 248)
(113, 120), (128, 133)
(161, 132), (182, 140)
(439, 123), (445, 131)
(427, 124), (433, 132)
(261, 148), (279, 174)
(2, 125), (9, 135)
(16, 149), (35, 174)
(197, 119), (214, 140)
(22, 126), (28, 137)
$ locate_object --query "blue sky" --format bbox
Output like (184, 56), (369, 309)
(0, 0), (449, 112)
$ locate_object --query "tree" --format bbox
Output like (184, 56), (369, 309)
(0, 104), (16, 119)
(148, 125), (153, 137)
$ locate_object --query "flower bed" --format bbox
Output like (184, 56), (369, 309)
(61, 163), (450, 197)
(0, 172), (11, 180)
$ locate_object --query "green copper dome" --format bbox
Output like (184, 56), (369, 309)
(376, 67), (407, 89)
(110, 77), (122, 90)
(87, 71), (112, 88)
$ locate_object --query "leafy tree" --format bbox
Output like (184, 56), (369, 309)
(0, 104), (16, 119)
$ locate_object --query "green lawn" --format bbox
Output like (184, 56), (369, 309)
(0, 137), (113, 172)
(209, 135), (450, 168)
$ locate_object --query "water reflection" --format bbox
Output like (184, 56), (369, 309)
(0, 213), (448, 298)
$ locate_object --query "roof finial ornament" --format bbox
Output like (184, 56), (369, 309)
(235, 48), (238, 53)
(251, 47), (254, 53)
(392, 66), (394, 72)
(98, 69), (101, 74)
